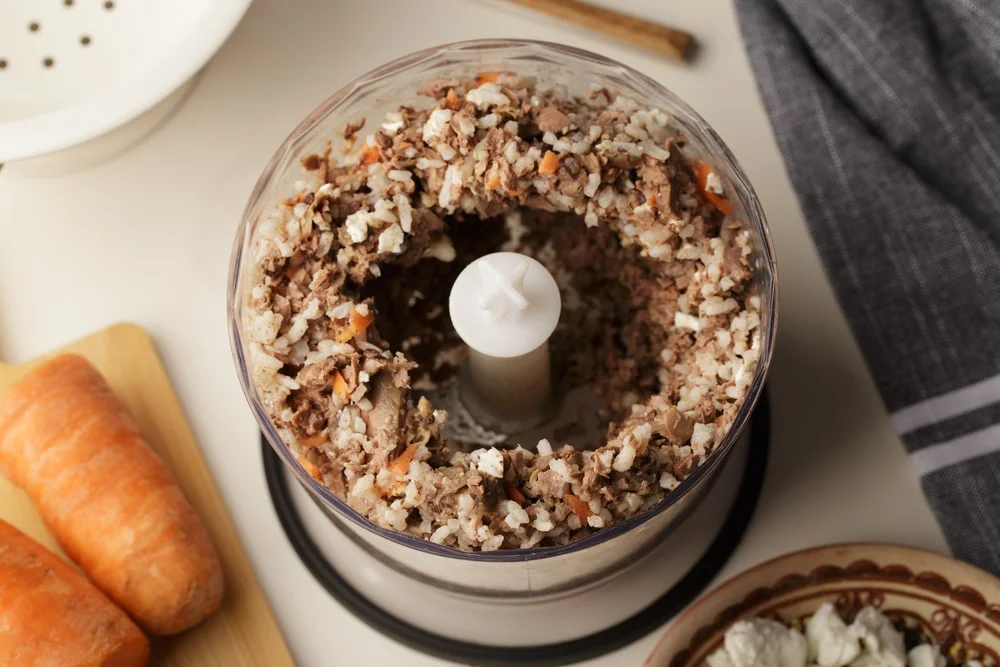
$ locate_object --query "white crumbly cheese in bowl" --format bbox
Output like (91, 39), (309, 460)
(706, 618), (807, 667)
(707, 603), (944, 667)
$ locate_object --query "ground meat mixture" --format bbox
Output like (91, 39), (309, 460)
(245, 73), (764, 551)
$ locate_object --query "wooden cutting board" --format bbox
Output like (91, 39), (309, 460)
(0, 323), (294, 667)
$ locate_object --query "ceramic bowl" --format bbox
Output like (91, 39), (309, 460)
(646, 543), (1000, 666)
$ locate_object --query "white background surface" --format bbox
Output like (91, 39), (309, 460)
(0, 0), (949, 665)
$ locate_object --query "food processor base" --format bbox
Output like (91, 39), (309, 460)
(262, 392), (769, 667)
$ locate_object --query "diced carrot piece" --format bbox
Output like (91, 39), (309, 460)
(360, 144), (380, 165)
(486, 172), (501, 191)
(335, 309), (375, 343)
(706, 191), (732, 216)
(475, 71), (513, 85)
(648, 193), (657, 207)
(694, 159), (733, 216)
(564, 493), (593, 520)
(376, 481), (408, 499)
(332, 370), (350, 401)
(389, 444), (418, 477)
(694, 160), (711, 183)
(299, 433), (326, 448)
(350, 309), (374, 335)
(505, 481), (526, 506)
(538, 150), (560, 175)
(445, 88), (460, 110)
(297, 457), (323, 481)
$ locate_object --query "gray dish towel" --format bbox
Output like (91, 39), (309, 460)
(734, 0), (1000, 571)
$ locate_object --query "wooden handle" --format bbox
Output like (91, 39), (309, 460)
(504, 0), (694, 61)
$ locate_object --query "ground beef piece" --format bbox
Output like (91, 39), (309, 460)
(657, 407), (694, 446)
(673, 452), (703, 479)
(420, 78), (464, 98)
(481, 477), (504, 512)
(527, 468), (568, 500)
(505, 448), (531, 481)
(364, 373), (402, 452)
(287, 389), (330, 437)
(536, 105), (571, 134)
(723, 246), (751, 284)
(341, 119), (365, 140)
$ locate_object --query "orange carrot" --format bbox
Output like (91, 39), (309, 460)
(299, 432), (327, 448)
(0, 355), (224, 636)
(350, 308), (374, 334)
(539, 150), (560, 175)
(0, 518), (150, 667)
(444, 88), (460, 110)
(359, 144), (380, 165)
(332, 370), (351, 401)
(296, 456), (323, 482)
(389, 444), (418, 477)
(564, 493), (593, 520)
(504, 481), (526, 506)
(694, 160), (733, 216)
(485, 172), (501, 191)
(475, 71), (510, 85)
(336, 308), (375, 343)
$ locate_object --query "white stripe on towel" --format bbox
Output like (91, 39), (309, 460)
(891, 373), (1000, 435)
(911, 423), (1000, 476)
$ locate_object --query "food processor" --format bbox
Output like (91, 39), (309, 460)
(229, 39), (777, 666)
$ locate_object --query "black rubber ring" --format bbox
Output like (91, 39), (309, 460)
(264, 390), (769, 667)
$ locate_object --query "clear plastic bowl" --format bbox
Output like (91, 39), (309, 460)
(228, 39), (777, 601)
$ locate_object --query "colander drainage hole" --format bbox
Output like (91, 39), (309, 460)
(104, 1), (114, 9)
(29, 22), (40, 32)
(80, 35), (92, 46)
(64, 0), (74, 5)
(43, 57), (54, 68)
(0, 59), (7, 71)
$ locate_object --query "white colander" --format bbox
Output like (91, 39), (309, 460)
(0, 0), (251, 162)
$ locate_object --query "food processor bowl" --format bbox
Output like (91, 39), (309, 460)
(229, 39), (777, 602)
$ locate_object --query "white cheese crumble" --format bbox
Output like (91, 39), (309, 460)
(709, 603), (943, 667)
(707, 617), (807, 667)
(807, 602), (861, 666)
(906, 645), (944, 667)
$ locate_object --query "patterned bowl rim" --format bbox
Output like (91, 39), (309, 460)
(646, 542), (1000, 667)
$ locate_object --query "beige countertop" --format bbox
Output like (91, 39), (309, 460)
(0, 0), (948, 664)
